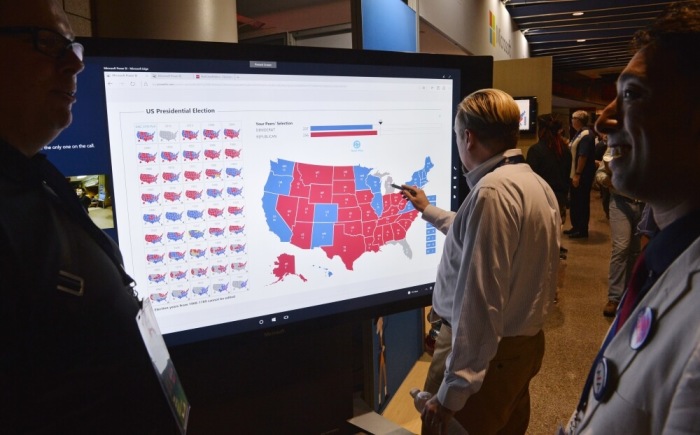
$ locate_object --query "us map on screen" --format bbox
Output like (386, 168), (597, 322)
(103, 70), (452, 335)
(263, 156), (433, 273)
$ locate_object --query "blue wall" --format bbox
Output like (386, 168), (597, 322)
(362, 0), (417, 52)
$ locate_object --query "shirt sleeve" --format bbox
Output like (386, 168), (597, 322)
(577, 134), (596, 159)
(421, 204), (456, 235)
(594, 149), (612, 188)
(664, 338), (700, 434)
(436, 184), (520, 411)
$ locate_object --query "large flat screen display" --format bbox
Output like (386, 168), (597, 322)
(45, 38), (492, 345)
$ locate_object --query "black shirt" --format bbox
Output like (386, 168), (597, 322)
(0, 140), (176, 434)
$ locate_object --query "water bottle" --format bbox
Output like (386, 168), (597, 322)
(410, 388), (469, 435)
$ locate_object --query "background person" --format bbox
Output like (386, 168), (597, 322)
(594, 133), (610, 219)
(526, 113), (572, 259)
(0, 0), (177, 432)
(595, 148), (644, 317)
(567, 1), (700, 432)
(565, 110), (596, 239)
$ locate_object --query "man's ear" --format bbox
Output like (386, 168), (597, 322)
(465, 129), (477, 150)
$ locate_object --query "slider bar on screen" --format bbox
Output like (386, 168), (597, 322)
(309, 124), (377, 137)
(310, 130), (377, 137)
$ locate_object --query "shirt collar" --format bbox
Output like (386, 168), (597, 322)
(644, 208), (700, 279)
(464, 148), (522, 190)
(0, 138), (46, 187)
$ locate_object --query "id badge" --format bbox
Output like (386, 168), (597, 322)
(137, 298), (191, 434)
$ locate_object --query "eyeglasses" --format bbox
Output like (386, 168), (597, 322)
(0, 26), (84, 61)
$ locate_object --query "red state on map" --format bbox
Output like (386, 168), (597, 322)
(379, 224), (395, 243)
(378, 214), (399, 226)
(291, 222), (313, 249)
(396, 210), (419, 229)
(332, 179), (356, 195)
(390, 192), (406, 206)
(272, 253), (308, 283)
(297, 162), (333, 184)
(333, 166), (355, 180)
(296, 197), (315, 222)
(276, 195), (299, 229)
(309, 184), (333, 203)
(355, 189), (374, 204)
(332, 193), (358, 207)
(363, 220), (377, 237)
(390, 221), (407, 240)
(372, 225), (386, 246)
(289, 179), (311, 197)
(383, 192), (408, 210)
(359, 203), (379, 221)
(321, 225), (367, 270)
(342, 221), (363, 236)
(337, 206), (362, 222)
(365, 233), (381, 253)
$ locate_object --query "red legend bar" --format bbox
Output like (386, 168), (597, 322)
(310, 130), (378, 137)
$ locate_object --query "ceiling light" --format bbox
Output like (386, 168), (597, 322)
(573, 12), (584, 16)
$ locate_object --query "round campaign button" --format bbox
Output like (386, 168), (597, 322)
(593, 357), (614, 402)
(630, 306), (654, 350)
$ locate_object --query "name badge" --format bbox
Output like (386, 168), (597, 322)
(137, 298), (191, 434)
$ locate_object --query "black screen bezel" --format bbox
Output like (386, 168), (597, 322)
(71, 38), (493, 346)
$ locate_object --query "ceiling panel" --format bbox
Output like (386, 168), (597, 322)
(505, 0), (685, 77)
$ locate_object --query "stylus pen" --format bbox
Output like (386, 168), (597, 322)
(391, 183), (416, 195)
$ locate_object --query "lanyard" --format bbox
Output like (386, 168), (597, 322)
(494, 154), (524, 170)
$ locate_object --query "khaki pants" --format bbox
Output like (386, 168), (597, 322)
(423, 325), (545, 435)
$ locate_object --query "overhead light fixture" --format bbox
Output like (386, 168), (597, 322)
(577, 39), (587, 43)
(573, 12), (584, 16)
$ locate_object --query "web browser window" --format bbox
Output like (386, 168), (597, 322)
(103, 64), (453, 336)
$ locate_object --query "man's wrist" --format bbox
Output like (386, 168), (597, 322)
(575, 172), (582, 176)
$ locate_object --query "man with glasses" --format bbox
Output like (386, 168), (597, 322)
(0, 1), (176, 432)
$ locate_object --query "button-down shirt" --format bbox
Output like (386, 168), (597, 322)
(428, 148), (561, 411)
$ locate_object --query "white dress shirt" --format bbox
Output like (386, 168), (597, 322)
(429, 148), (561, 411)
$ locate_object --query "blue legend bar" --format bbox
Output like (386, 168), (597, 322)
(425, 195), (438, 255)
(310, 124), (373, 131)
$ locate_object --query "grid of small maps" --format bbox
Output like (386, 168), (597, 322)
(132, 122), (249, 305)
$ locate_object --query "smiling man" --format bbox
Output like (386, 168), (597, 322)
(0, 1), (176, 432)
(566, 1), (700, 433)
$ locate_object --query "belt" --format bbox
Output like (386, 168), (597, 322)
(613, 193), (643, 205)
